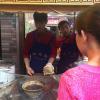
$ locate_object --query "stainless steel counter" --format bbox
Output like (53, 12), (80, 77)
(0, 71), (60, 100)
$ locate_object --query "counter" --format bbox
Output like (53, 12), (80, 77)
(0, 71), (60, 100)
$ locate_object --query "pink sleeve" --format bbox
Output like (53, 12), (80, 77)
(58, 74), (73, 100)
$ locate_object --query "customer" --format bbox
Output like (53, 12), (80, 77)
(58, 4), (100, 100)
(23, 12), (56, 76)
(56, 20), (80, 74)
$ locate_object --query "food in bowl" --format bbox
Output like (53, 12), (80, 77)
(25, 84), (43, 90)
(22, 80), (44, 98)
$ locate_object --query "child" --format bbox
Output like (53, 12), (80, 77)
(58, 4), (100, 100)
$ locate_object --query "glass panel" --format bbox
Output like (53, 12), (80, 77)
(25, 11), (77, 35)
(0, 70), (60, 100)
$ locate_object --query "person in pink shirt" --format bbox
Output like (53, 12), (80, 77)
(58, 4), (100, 100)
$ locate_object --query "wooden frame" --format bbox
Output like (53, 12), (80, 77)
(0, 0), (97, 5)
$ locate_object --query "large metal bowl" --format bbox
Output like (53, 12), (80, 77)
(22, 80), (44, 98)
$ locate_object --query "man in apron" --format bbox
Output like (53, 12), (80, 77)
(56, 20), (81, 74)
(23, 12), (56, 75)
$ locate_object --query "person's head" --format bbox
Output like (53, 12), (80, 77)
(75, 4), (100, 56)
(33, 12), (48, 30)
(58, 20), (70, 37)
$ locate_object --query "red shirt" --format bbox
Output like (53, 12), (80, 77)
(56, 33), (76, 48)
(23, 29), (57, 58)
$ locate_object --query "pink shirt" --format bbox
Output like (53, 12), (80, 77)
(58, 64), (100, 100)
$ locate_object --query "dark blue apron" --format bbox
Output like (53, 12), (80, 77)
(57, 40), (79, 74)
(29, 35), (52, 73)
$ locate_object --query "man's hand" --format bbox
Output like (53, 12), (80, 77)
(26, 66), (34, 76)
(43, 63), (54, 75)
